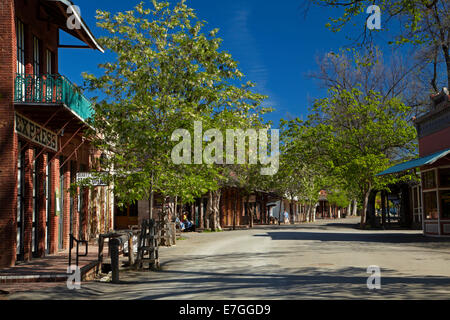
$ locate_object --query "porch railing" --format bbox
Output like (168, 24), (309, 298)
(14, 73), (93, 121)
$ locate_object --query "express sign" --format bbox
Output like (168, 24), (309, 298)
(15, 113), (58, 151)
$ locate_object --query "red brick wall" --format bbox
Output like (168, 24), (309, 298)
(0, 0), (108, 268)
(419, 126), (450, 157)
(0, 0), (17, 268)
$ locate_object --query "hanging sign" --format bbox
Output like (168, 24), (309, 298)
(76, 172), (108, 186)
(14, 112), (58, 151)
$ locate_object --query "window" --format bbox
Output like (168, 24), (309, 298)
(16, 20), (25, 103)
(33, 37), (41, 101)
(129, 202), (138, 217)
(16, 20), (25, 74)
(422, 171), (436, 190)
(423, 192), (438, 220)
(46, 50), (53, 74)
(33, 36), (40, 75)
(439, 168), (450, 188)
(441, 191), (450, 219)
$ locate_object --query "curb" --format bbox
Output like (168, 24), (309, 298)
(0, 260), (100, 284)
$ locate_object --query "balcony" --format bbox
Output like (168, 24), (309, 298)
(14, 74), (93, 121)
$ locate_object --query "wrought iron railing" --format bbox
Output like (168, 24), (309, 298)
(14, 73), (93, 121)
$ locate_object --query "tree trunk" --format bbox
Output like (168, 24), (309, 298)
(148, 189), (154, 220)
(311, 204), (316, 222)
(174, 196), (178, 221)
(387, 196), (391, 224)
(213, 190), (221, 230)
(352, 199), (358, 216)
(381, 191), (386, 227)
(249, 200), (254, 228)
(207, 190), (221, 230)
(347, 203), (351, 218)
(361, 190), (370, 228)
(289, 200), (294, 224)
(149, 172), (154, 220)
(367, 190), (377, 227)
(199, 197), (204, 230)
(206, 191), (213, 230)
(278, 200), (281, 225)
(233, 190), (237, 230)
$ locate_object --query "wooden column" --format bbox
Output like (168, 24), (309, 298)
(49, 156), (59, 254)
(37, 153), (46, 257)
(62, 161), (71, 249)
(22, 148), (34, 261)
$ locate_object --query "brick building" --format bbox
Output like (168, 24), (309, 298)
(0, 0), (113, 268)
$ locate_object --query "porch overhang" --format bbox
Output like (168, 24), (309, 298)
(40, 0), (104, 53)
(377, 148), (450, 176)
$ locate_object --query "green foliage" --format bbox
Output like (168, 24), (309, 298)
(327, 190), (350, 208)
(271, 118), (326, 205)
(82, 0), (268, 207)
(308, 86), (417, 222)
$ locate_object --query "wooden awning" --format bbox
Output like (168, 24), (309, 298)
(39, 0), (104, 52)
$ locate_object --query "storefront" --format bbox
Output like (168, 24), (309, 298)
(0, 0), (112, 268)
(378, 88), (450, 237)
(420, 158), (450, 235)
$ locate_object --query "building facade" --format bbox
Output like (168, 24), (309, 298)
(415, 89), (450, 236)
(0, 0), (112, 268)
(378, 88), (450, 236)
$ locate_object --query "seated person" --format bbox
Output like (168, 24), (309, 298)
(175, 216), (185, 231)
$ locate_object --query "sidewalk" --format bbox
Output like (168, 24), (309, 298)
(0, 244), (100, 296)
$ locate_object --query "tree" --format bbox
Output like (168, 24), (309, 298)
(309, 47), (430, 115)
(308, 87), (417, 227)
(274, 119), (327, 223)
(82, 0), (268, 226)
(309, 0), (450, 90)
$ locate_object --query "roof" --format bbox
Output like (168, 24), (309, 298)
(377, 148), (450, 176)
(41, 0), (104, 53)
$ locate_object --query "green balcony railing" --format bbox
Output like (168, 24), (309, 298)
(14, 73), (93, 121)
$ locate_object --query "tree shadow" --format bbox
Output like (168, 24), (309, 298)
(254, 231), (450, 246)
(9, 255), (450, 300)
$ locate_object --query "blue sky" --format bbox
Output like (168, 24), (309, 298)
(61, 0), (391, 125)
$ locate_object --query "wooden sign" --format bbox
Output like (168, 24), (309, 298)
(76, 172), (108, 186)
(14, 112), (58, 151)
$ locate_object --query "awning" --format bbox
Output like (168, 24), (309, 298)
(377, 148), (450, 176)
(41, 0), (104, 53)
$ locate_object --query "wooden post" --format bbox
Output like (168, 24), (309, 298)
(110, 239), (119, 283)
(98, 235), (104, 274)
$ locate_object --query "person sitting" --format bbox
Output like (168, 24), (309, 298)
(175, 216), (185, 231)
